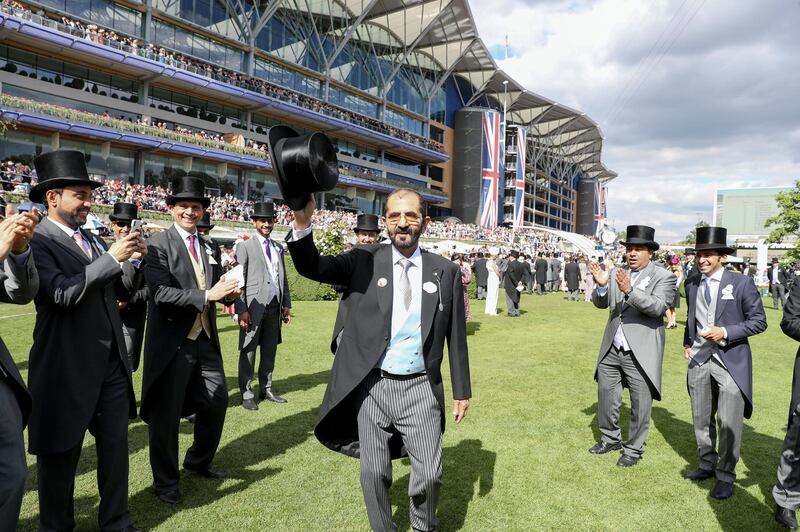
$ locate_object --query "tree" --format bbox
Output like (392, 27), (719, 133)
(684, 220), (710, 244)
(766, 180), (800, 261)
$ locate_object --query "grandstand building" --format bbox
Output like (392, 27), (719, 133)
(0, 0), (614, 233)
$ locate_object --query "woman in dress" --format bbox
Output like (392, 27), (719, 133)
(454, 254), (472, 321)
(485, 249), (501, 316)
(584, 256), (596, 302)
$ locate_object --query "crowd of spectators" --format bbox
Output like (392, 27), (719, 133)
(0, 0), (445, 154)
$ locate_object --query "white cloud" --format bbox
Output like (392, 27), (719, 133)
(470, 0), (800, 241)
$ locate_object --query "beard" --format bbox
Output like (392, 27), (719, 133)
(388, 225), (421, 250)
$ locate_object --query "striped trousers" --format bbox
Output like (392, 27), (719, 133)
(357, 371), (442, 532)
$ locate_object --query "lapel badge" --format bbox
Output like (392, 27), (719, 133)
(423, 281), (437, 294)
(377, 277), (388, 288)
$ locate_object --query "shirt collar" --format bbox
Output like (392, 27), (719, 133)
(173, 223), (198, 241)
(703, 267), (724, 283)
(49, 217), (82, 238)
(392, 245), (422, 268)
(254, 233), (269, 246)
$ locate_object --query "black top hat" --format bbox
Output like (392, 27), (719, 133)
(109, 202), (139, 222)
(30, 150), (102, 203)
(772, 257), (780, 264)
(196, 212), (215, 229)
(620, 225), (660, 251)
(684, 247), (695, 255)
(354, 214), (379, 233)
(509, 249), (520, 258)
(694, 226), (734, 255)
(251, 200), (277, 219)
(166, 176), (210, 208)
(267, 125), (339, 211)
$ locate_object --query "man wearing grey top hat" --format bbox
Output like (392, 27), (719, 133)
(682, 226), (766, 500)
(235, 199), (292, 411)
(587, 225), (676, 468)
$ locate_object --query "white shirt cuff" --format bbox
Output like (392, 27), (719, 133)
(290, 223), (313, 241)
(722, 326), (728, 340)
(596, 286), (608, 296)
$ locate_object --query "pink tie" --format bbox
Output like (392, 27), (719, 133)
(73, 231), (90, 258)
(187, 234), (200, 263)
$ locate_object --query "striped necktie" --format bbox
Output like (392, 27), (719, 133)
(399, 259), (412, 311)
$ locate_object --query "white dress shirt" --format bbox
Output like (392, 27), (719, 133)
(174, 224), (207, 303)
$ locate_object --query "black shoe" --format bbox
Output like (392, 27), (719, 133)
(683, 468), (715, 481)
(184, 463), (226, 480)
(616, 455), (639, 468)
(261, 390), (287, 403)
(242, 397), (258, 411)
(711, 480), (734, 500)
(155, 488), (182, 505)
(776, 505), (798, 530)
(588, 441), (622, 454)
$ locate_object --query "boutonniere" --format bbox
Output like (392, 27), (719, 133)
(637, 276), (651, 290)
(721, 284), (734, 300)
(204, 242), (213, 255)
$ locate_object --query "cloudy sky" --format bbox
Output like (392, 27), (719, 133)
(471, 0), (800, 242)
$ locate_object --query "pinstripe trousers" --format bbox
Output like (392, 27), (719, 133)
(687, 357), (745, 482)
(357, 371), (442, 532)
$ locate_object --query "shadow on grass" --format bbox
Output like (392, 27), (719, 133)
(466, 322), (481, 336)
(127, 406), (319, 531)
(17, 494), (98, 531)
(225, 370), (329, 408)
(582, 402), (632, 447)
(389, 439), (496, 531)
(651, 406), (782, 530)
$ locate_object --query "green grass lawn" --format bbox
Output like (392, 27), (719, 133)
(2, 292), (797, 531)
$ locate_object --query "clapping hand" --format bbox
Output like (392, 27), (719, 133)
(0, 205), (41, 261)
(588, 261), (609, 286)
(615, 269), (632, 295)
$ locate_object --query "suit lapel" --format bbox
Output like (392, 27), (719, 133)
(374, 245), (393, 326)
(167, 226), (198, 289)
(421, 252), (440, 342)
(39, 218), (92, 265)
(715, 270), (731, 323)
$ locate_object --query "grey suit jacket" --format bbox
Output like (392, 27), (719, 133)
(234, 236), (291, 351)
(592, 261), (676, 399)
(0, 252), (38, 427)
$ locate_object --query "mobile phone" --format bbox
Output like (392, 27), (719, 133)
(130, 219), (144, 233)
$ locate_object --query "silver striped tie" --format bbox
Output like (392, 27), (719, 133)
(399, 258), (412, 310)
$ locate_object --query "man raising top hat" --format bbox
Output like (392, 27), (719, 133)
(354, 213), (380, 245)
(682, 226), (766, 500)
(27, 150), (144, 531)
(235, 199), (292, 411)
(140, 176), (240, 505)
(587, 225), (677, 468)
(110, 202), (149, 372)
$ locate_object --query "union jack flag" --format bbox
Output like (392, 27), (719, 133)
(513, 127), (527, 228)
(479, 111), (502, 228)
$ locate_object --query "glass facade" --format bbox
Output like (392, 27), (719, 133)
(152, 18), (244, 71)
(0, 130), (52, 167)
(149, 86), (244, 128)
(59, 139), (136, 182)
(36, 0), (142, 36)
(143, 153), (185, 188)
(0, 45), (139, 102)
(245, 171), (280, 202)
(253, 57), (321, 99)
(2, 85), (139, 122)
(154, 0), (244, 41)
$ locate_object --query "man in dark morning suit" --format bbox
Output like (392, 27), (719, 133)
(330, 213), (381, 355)
(288, 189), (471, 532)
(588, 225), (676, 468)
(140, 176), (241, 505)
(0, 201), (40, 530)
(682, 226), (766, 500)
(235, 200), (292, 411)
(534, 252), (548, 295)
(503, 250), (526, 317)
(565, 255), (581, 302)
(27, 151), (144, 531)
(110, 202), (148, 372)
(769, 257), (790, 310)
(773, 277), (800, 529)
(771, 274), (800, 529)
(473, 253), (488, 300)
